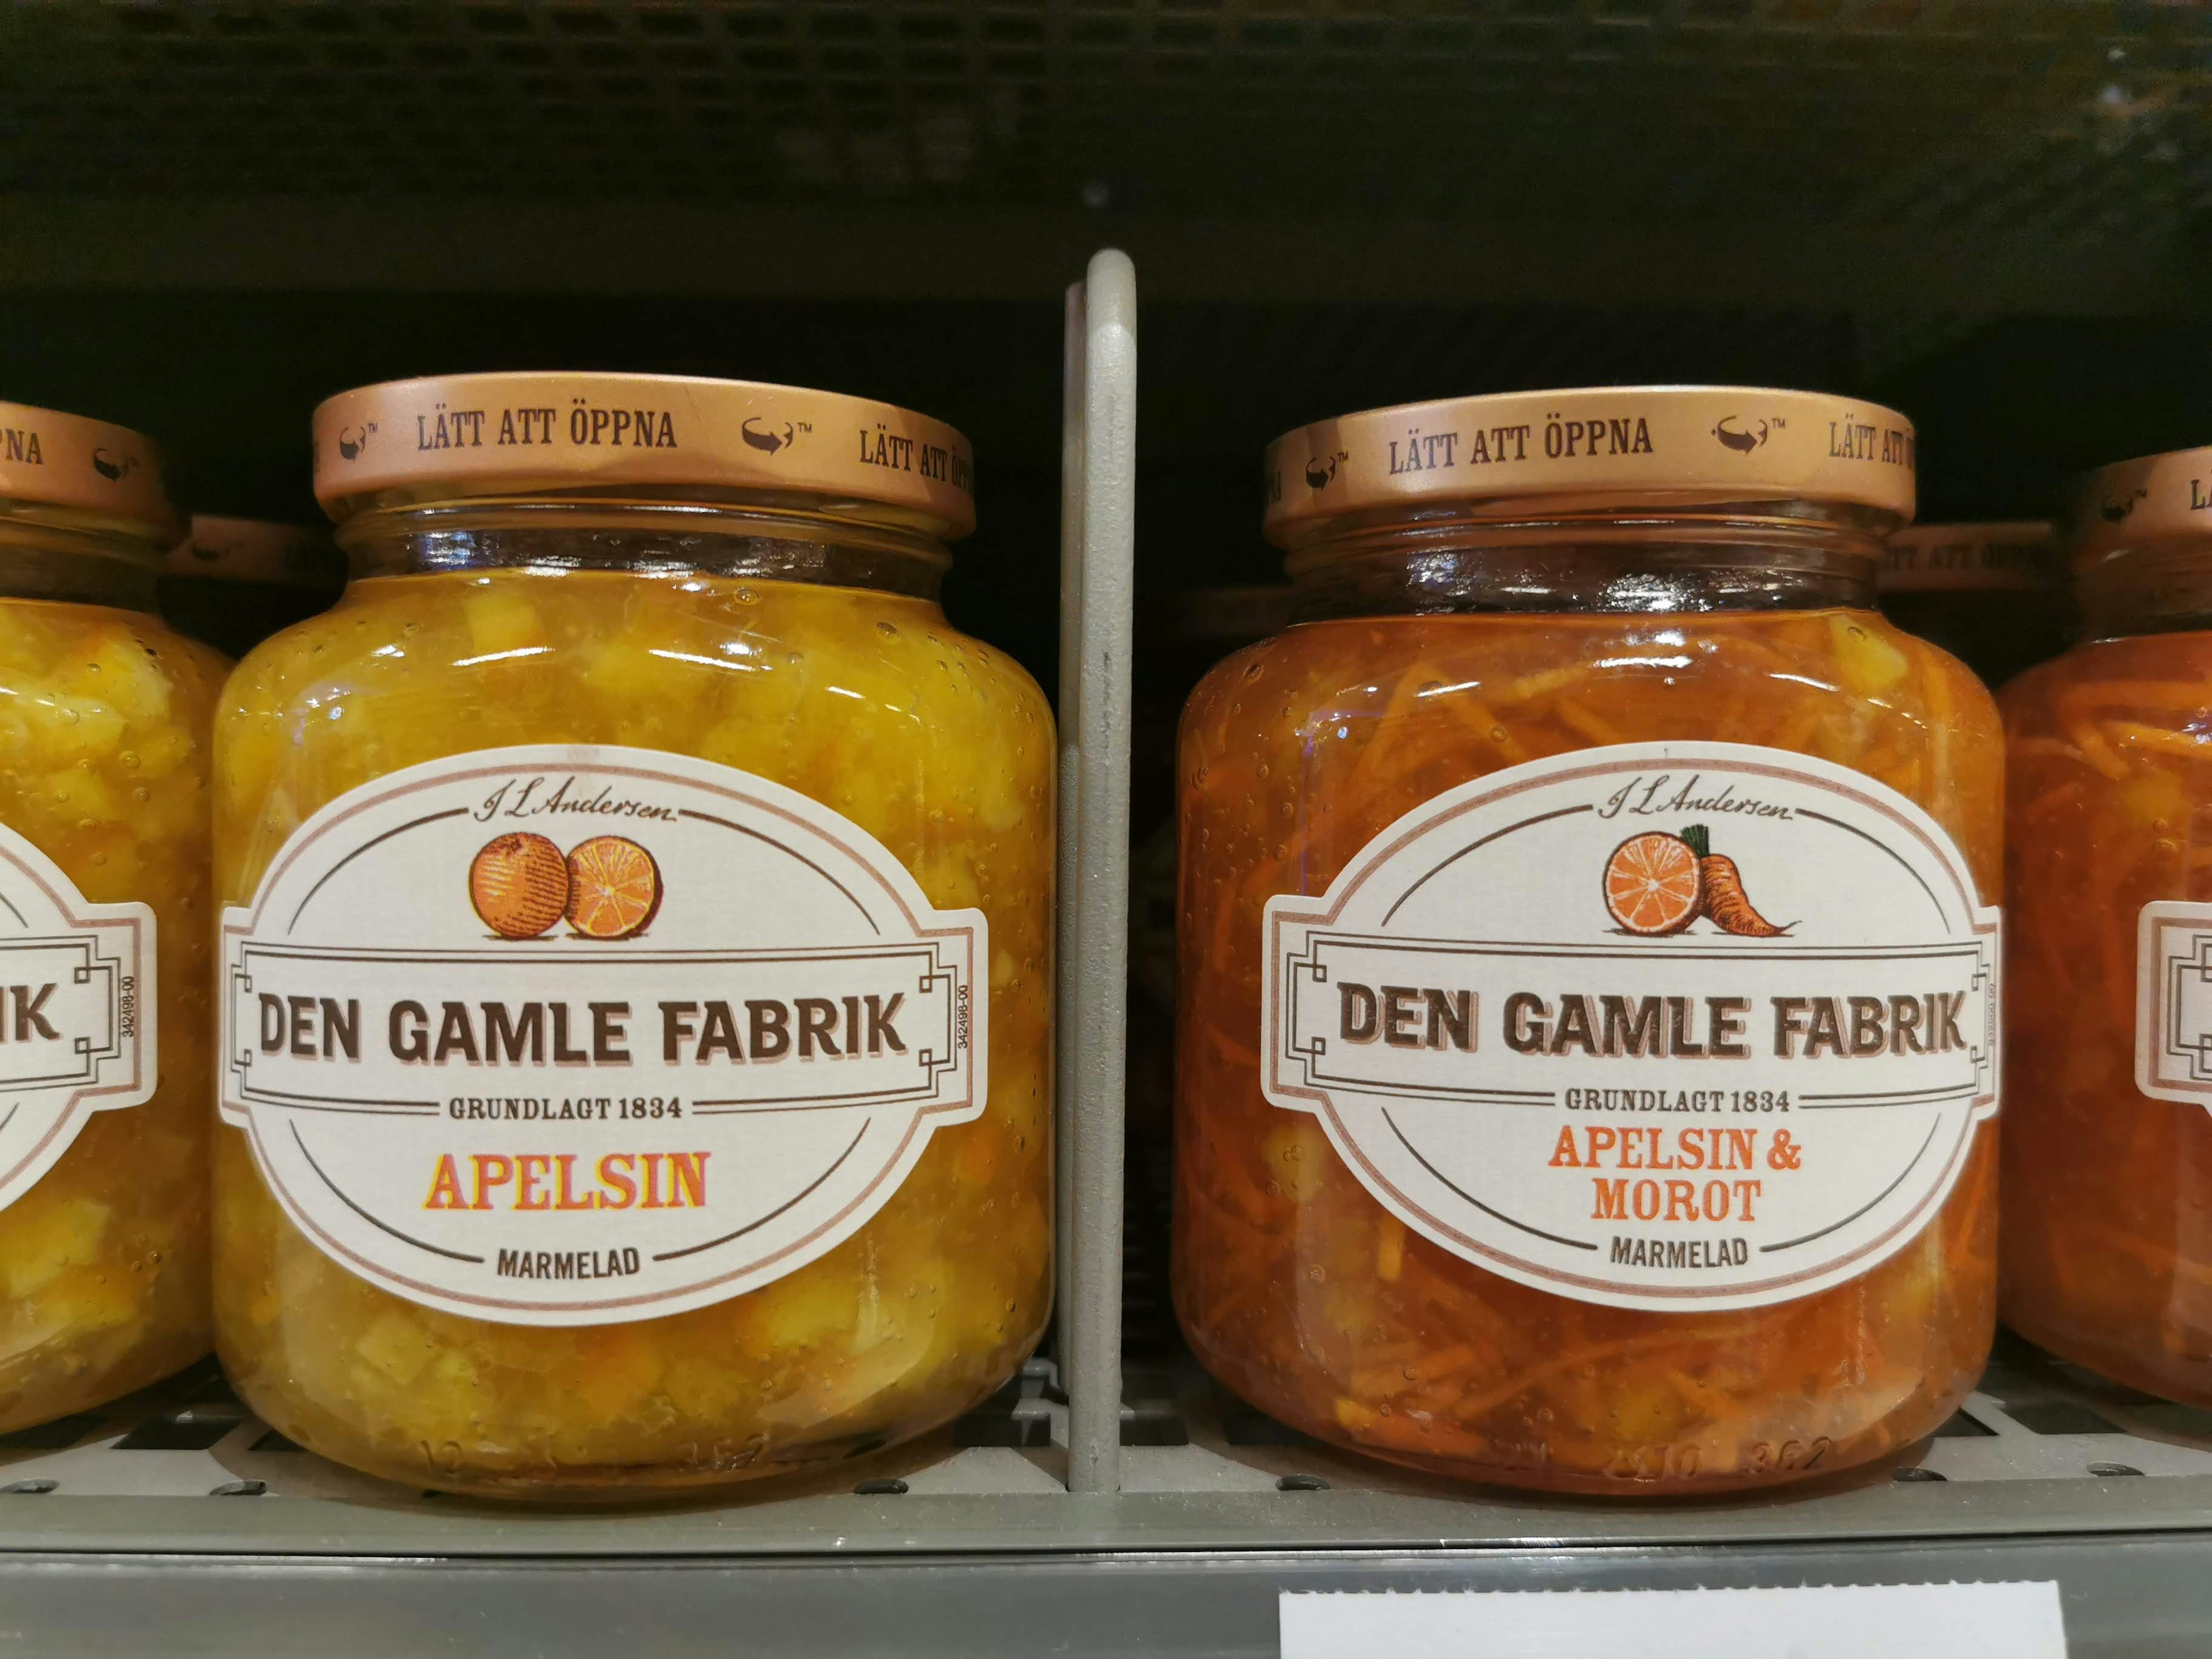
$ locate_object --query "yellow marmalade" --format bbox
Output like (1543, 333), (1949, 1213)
(0, 403), (224, 1433)
(214, 374), (1054, 1495)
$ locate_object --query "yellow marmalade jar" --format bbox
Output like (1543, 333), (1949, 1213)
(213, 373), (1054, 1496)
(160, 516), (342, 660)
(0, 404), (224, 1432)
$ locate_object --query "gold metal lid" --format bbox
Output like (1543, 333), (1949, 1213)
(1880, 522), (2060, 593)
(313, 372), (977, 539)
(1263, 386), (1916, 543)
(0, 401), (176, 544)
(2072, 446), (2212, 570)
(166, 516), (342, 586)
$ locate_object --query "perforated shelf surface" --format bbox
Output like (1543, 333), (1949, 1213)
(1, 1332), (2208, 1556)
(1, 1338), (2209, 1654)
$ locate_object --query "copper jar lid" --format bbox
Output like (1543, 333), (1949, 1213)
(2071, 446), (2212, 570)
(166, 516), (340, 586)
(1263, 386), (1915, 542)
(0, 400), (176, 545)
(314, 372), (977, 539)
(1882, 522), (2060, 593)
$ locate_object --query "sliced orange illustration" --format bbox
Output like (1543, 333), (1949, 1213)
(565, 835), (664, 940)
(469, 833), (571, 940)
(1603, 831), (1704, 937)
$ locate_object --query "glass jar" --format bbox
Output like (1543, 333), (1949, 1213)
(2001, 448), (2212, 1405)
(0, 403), (224, 1432)
(161, 516), (342, 658)
(213, 373), (1054, 1496)
(1177, 388), (2002, 1495)
(1880, 522), (2070, 687)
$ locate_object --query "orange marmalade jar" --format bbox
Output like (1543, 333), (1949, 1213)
(1176, 388), (2002, 1494)
(1131, 592), (1294, 1149)
(1880, 522), (2070, 688)
(1128, 587), (1293, 1350)
(2001, 449), (2212, 1405)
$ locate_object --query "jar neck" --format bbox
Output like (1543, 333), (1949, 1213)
(1283, 507), (1889, 620)
(0, 507), (160, 612)
(2078, 544), (2212, 639)
(337, 497), (952, 601)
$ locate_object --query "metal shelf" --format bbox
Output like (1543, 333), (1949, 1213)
(3, 1539), (2200, 1659)
(0, 1340), (2207, 1654)
(3, 0), (2205, 236)
(3, 0), (2209, 323)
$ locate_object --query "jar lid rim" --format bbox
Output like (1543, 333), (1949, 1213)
(167, 515), (342, 586)
(1263, 385), (1916, 543)
(313, 372), (976, 539)
(0, 400), (177, 545)
(2071, 446), (2212, 568)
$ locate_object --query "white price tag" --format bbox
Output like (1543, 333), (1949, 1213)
(1280, 1581), (2067, 1657)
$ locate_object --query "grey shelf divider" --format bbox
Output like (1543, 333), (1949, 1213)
(1059, 246), (1137, 1498)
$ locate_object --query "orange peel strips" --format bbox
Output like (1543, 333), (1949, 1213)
(1175, 605), (2001, 1494)
(2001, 635), (2212, 1407)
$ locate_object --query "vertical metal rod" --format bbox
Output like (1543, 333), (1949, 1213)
(1053, 280), (1086, 1375)
(1063, 248), (1137, 1495)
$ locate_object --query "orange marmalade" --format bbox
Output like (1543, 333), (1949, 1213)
(1176, 388), (2001, 1494)
(2001, 448), (2212, 1405)
(213, 374), (1052, 1496)
(0, 404), (224, 1432)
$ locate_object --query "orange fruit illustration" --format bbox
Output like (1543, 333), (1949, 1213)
(565, 835), (663, 940)
(469, 833), (571, 940)
(1603, 831), (1704, 936)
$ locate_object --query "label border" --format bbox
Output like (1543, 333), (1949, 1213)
(218, 744), (988, 1324)
(0, 832), (156, 1214)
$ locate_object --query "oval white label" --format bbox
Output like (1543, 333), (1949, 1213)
(219, 744), (985, 1327)
(0, 824), (154, 1214)
(1261, 741), (1998, 1312)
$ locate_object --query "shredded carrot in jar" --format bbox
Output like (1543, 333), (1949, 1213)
(1175, 607), (2001, 1494)
(2001, 632), (2212, 1406)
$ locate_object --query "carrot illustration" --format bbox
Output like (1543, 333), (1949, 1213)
(1680, 824), (1789, 937)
